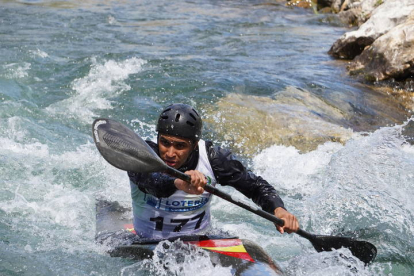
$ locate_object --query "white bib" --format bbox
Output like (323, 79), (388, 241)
(130, 140), (217, 239)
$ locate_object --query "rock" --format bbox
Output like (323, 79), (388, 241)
(347, 13), (414, 81)
(332, 0), (344, 12)
(402, 119), (414, 145)
(203, 88), (353, 156)
(329, 35), (375, 59)
(319, 7), (333, 13)
(317, 0), (335, 9)
(337, 0), (378, 26)
(373, 85), (414, 111)
(329, 0), (414, 59)
(287, 0), (314, 9)
(331, 0), (360, 13)
(338, 8), (359, 26)
(355, 0), (381, 23)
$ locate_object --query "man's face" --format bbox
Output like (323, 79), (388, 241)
(158, 134), (196, 169)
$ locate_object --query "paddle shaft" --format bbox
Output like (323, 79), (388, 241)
(165, 166), (286, 227)
(165, 166), (317, 240)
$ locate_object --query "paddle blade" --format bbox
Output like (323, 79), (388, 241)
(311, 234), (377, 265)
(92, 118), (167, 173)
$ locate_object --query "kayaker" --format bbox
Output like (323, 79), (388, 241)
(128, 103), (299, 239)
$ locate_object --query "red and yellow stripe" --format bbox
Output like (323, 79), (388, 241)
(125, 224), (136, 234)
(124, 224), (254, 262)
(185, 239), (254, 262)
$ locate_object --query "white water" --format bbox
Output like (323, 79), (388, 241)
(1, 1), (413, 275)
(45, 57), (147, 123)
(1, 112), (413, 275)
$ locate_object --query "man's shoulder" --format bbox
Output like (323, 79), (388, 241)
(203, 140), (215, 155)
(204, 140), (233, 162)
(203, 139), (213, 148)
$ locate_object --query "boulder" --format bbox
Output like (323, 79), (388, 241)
(329, 0), (414, 59)
(286, 0), (314, 9)
(356, 0), (381, 23)
(317, 0), (336, 9)
(338, 8), (359, 26)
(338, 0), (378, 26)
(331, 0), (361, 13)
(348, 13), (414, 81)
(203, 89), (354, 156)
(331, 0), (344, 12)
(402, 119), (414, 145)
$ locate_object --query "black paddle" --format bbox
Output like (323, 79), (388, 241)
(92, 118), (377, 265)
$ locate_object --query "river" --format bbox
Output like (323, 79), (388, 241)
(1, 0), (413, 275)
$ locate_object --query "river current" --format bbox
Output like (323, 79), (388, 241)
(0, 0), (413, 275)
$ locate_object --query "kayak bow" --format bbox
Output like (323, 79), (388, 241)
(96, 200), (283, 276)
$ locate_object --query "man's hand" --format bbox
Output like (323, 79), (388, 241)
(274, 207), (299, 234)
(174, 170), (207, 195)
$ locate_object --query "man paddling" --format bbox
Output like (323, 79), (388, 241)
(128, 103), (299, 239)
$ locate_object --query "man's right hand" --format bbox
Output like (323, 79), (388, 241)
(174, 170), (207, 195)
(274, 207), (299, 234)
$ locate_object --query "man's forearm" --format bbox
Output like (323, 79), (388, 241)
(128, 171), (177, 198)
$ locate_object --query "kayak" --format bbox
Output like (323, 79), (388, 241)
(96, 200), (283, 275)
(92, 118), (377, 269)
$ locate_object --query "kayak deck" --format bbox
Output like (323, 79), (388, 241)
(96, 200), (283, 275)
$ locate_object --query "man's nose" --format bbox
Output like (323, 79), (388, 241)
(166, 146), (176, 157)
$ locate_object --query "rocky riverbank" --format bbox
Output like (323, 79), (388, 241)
(288, 0), (414, 88)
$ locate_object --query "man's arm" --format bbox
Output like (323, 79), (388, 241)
(206, 141), (284, 213)
(206, 141), (299, 233)
(128, 171), (177, 198)
(127, 140), (177, 198)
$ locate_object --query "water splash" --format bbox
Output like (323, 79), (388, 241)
(284, 247), (387, 276)
(249, 119), (414, 273)
(253, 142), (343, 196)
(136, 240), (233, 276)
(45, 57), (146, 123)
(2, 62), (31, 79)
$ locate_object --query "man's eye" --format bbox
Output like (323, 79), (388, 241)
(160, 139), (170, 146)
(175, 144), (186, 149)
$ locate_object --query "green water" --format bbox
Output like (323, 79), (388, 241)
(0, 0), (413, 275)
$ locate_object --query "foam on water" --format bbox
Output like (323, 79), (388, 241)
(134, 240), (233, 276)
(29, 49), (49, 59)
(0, 129), (125, 243)
(0, 123), (135, 273)
(2, 114), (413, 274)
(284, 247), (386, 276)
(2, 62), (31, 79)
(45, 57), (147, 123)
(253, 142), (344, 196)
(248, 118), (414, 274)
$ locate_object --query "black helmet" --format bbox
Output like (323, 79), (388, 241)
(156, 103), (202, 141)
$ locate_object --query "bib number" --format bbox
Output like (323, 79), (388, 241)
(150, 211), (206, 232)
